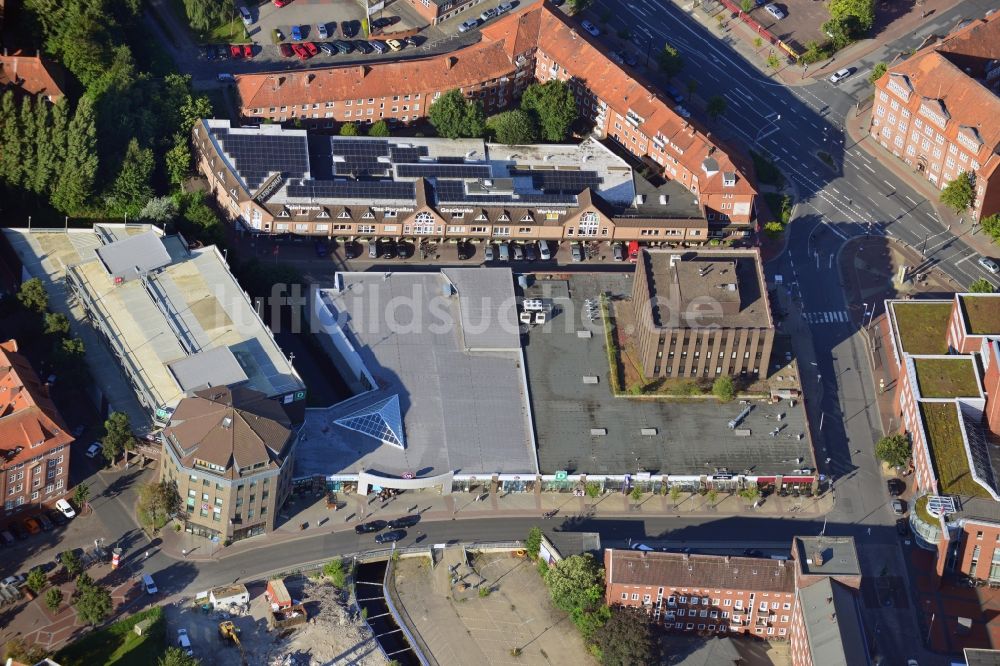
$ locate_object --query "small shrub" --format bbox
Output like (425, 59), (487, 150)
(478, 586), (492, 598)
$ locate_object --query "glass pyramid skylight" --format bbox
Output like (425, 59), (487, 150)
(334, 394), (405, 449)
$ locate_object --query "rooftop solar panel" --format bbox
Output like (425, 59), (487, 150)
(286, 180), (416, 201)
(396, 164), (493, 179)
(212, 128), (310, 190)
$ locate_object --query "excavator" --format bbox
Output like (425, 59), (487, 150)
(219, 621), (247, 665)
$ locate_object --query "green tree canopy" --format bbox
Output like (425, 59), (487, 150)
(521, 80), (577, 142)
(339, 122), (360, 136)
(486, 109), (539, 145)
(869, 62), (887, 85)
(45, 587), (64, 611)
(165, 136), (192, 187)
(53, 336), (86, 379)
(140, 196), (179, 223)
(102, 411), (137, 464)
(596, 606), (657, 666)
(707, 95), (728, 120)
(158, 646), (201, 666)
(658, 41), (684, 78)
(61, 548), (83, 577)
(44, 312), (71, 337)
(26, 567), (48, 594)
(940, 172), (975, 213)
(542, 553), (609, 637)
(875, 433), (911, 468)
(829, 0), (875, 32)
(51, 96), (99, 214)
(712, 376), (735, 402)
(137, 480), (180, 531)
(969, 278), (995, 294)
(17, 278), (49, 314)
(980, 213), (1000, 243)
(323, 559), (348, 587)
(428, 89), (485, 139)
(72, 483), (91, 510)
(105, 138), (154, 217)
(526, 526), (543, 560)
(368, 120), (390, 137)
(74, 582), (112, 625)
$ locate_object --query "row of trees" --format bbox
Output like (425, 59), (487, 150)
(15, 278), (88, 380)
(427, 81), (578, 145)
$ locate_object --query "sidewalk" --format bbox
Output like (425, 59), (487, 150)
(844, 106), (998, 261)
(159, 486), (835, 562)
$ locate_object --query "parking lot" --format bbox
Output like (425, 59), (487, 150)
(725, 0), (831, 53)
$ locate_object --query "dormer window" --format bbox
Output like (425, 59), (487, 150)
(520, 213), (534, 222)
(317, 210), (330, 219)
(362, 210), (375, 219)
(277, 210), (290, 218)
(722, 172), (736, 187)
(338, 210), (352, 219)
(497, 213), (510, 222)
(475, 212), (488, 221)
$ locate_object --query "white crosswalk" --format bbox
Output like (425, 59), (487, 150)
(802, 311), (850, 324)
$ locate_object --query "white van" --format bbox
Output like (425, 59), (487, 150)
(142, 574), (158, 595)
(538, 240), (552, 261)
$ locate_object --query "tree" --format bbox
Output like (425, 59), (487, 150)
(165, 136), (192, 187)
(26, 567), (48, 594)
(3, 638), (46, 666)
(323, 559), (347, 587)
(753, 36), (764, 49)
(656, 41), (684, 79)
(669, 485), (681, 506)
(596, 606), (656, 666)
(629, 485), (643, 501)
(980, 213), (1000, 243)
(339, 121), (360, 136)
(17, 278), (49, 314)
(969, 278), (995, 293)
(869, 62), (887, 85)
(526, 526), (543, 560)
(712, 376), (735, 402)
(140, 196), (179, 223)
(568, 0), (592, 12)
(739, 484), (761, 504)
(707, 95), (727, 121)
(767, 53), (782, 69)
(764, 220), (784, 235)
(45, 587), (64, 611)
(740, 0), (753, 11)
(940, 172), (975, 213)
(486, 109), (539, 145)
(72, 483), (91, 511)
(51, 96), (98, 214)
(74, 582), (112, 625)
(707, 488), (719, 505)
(368, 119), (390, 137)
(75, 572), (94, 592)
(875, 433), (911, 468)
(543, 554), (608, 637)
(829, 0), (875, 32)
(428, 89), (485, 139)
(61, 549), (83, 577)
(102, 411), (137, 464)
(44, 312), (71, 337)
(28, 96), (57, 195)
(137, 480), (180, 531)
(53, 336), (86, 380)
(521, 80), (577, 142)
(158, 646), (200, 666)
(105, 138), (155, 217)
(0, 91), (24, 186)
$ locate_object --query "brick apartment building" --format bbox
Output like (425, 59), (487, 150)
(0, 340), (72, 524)
(631, 248), (775, 379)
(160, 386), (298, 542)
(869, 11), (1000, 222)
(884, 293), (1000, 583)
(233, 3), (755, 229)
(402, 0), (486, 25)
(606, 536), (869, 665)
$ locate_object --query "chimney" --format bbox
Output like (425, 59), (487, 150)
(272, 76), (285, 92)
(813, 549), (824, 566)
(305, 73), (314, 86)
(724, 555), (730, 564)
(359, 65), (369, 78)
(446, 56), (457, 70)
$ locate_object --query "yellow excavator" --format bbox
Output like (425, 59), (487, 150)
(219, 621), (247, 665)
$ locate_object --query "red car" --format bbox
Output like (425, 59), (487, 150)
(304, 41), (319, 56)
(273, 0), (289, 6)
(292, 43), (310, 59)
(229, 44), (243, 58)
(279, 43), (293, 57)
(242, 44), (253, 58)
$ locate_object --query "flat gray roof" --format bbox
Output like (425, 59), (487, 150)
(797, 578), (870, 666)
(167, 347), (249, 393)
(95, 231), (171, 282)
(523, 274), (812, 475)
(794, 536), (860, 577)
(296, 269), (537, 478)
(442, 267), (520, 351)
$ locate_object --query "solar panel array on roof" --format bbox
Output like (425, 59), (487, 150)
(433, 180), (577, 205)
(286, 180), (416, 200)
(396, 164), (493, 179)
(389, 145), (429, 162)
(513, 169), (604, 192)
(213, 128), (309, 190)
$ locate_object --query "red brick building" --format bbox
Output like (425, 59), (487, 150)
(233, 3), (755, 228)
(605, 536), (868, 664)
(401, 0), (486, 26)
(0, 339), (73, 523)
(869, 11), (1000, 222)
(0, 52), (65, 102)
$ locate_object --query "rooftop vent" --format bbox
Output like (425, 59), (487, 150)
(659, 194), (667, 205)
(222, 416), (233, 429)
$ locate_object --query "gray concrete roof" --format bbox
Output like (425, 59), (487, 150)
(965, 648), (1000, 666)
(797, 578), (870, 666)
(441, 267), (519, 351)
(296, 269), (537, 478)
(794, 536), (860, 577)
(94, 231), (171, 282)
(673, 637), (741, 666)
(167, 347), (249, 393)
(523, 274), (812, 475)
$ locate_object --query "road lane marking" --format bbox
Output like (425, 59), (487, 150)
(904, 195), (918, 205)
(863, 164), (875, 172)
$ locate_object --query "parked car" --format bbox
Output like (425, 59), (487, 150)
(279, 43), (294, 57)
(8, 523), (26, 540)
(397, 241), (414, 259)
(371, 17), (394, 29)
(217, 72), (235, 82)
(85, 442), (101, 458)
(512, 243), (524, 260)
(497, 2), (514, 13)
(458, 18), (480, 32)
(386, 39), (403, 51)
(580, 20), (600, 36)
(318, 23), (329, 39)
(304, 41), (319, 56)
(764, 4), (785, 19)
(571, 242), (584, 262)
(319, 42), (335, 55)
(368, 241), (378, 259)
(828, 67), (852, 84)
(355, 520), (387, 534)
(375, 529), (406, 544)
(891, 498), (906, 515)
(887, 478), (904, 497)
(37, 513), (54, 531)
(484, 244), (495, 261)
(1, 574), (25, 588)
(404, 36), (421, 47)
(896, 518), (909, 537)
(177, 629), (193, 657)
(978, 256), (1000, 274)
(674, 105), (692, 119)
(47, 509), (67, 526)
(23, 518), (41, 535)
(665, 84), (685, 103)
(524, 243), (537, 261)
(228, 45), (241, 59)
(238, 6), (253, 25)
(203, 45), (216, 60)
(743, 549), (764, 557)
(457, 241), (474, 260)
(333, 40), (353, 54)
(630, 543), (654, 551)
(292, 43), (310, 59)
(480, 8), (498, 21)
(314, 241), (329, 258)
(343, 241), (361, 259)
(353, 40), (373, 54)
(215, 44), (229, 59)
(370, 40), (387, 54)
(388, 515), (421, 529)
(272, 0), (289, 6)
(242, 44), (253, 58)
(291, 24), (303, 40)
(342, 20), (359, 37)
(143, 574), (158, 595)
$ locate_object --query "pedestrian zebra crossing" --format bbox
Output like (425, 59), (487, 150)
(803, 311), (850, 324)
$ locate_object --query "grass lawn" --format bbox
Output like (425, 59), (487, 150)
(914, 358), (980, 398)
(55, 607), (165, 666)
(961, 295), (1000, 335)
(168, 0), (250, 44)
(891, 302), (952, 355)
(921, 402), (987, 498)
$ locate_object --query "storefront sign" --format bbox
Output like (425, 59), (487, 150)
(439, 207), (475, 213)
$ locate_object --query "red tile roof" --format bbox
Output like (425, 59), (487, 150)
(235, 3), (753, 201)
(0, 53), (65, 101)
(0, 340), (72, 466)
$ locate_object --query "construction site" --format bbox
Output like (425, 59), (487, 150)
(166, 577), (388, 666)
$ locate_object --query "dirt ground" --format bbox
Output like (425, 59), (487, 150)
(393, 550), (595, 666)
(166, 579), (387, 666)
